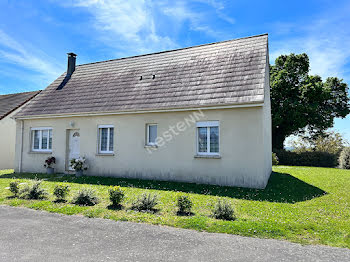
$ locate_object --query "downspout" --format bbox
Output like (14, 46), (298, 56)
(18, 120), (24, 173)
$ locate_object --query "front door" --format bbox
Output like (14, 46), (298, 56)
(68, 129), (80, 171)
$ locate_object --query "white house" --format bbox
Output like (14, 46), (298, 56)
(0, 91), (40, 169)
(13, 34), (272, 188)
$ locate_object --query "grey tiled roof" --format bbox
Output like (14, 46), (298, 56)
(15, 34), (268, 118)
(0, 91), (40, 120)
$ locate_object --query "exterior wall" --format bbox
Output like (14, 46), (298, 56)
(262, 45), (272, 181)
(0, 107), (22, 169)
(15, 106), (270, 188)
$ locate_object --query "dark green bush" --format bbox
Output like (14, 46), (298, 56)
(132, 193), (158, 212)
(72, 188), (99, 206)
(8, 180), (20, 197)
(176, 195), (193, 215)
(339, 147), (350, 169)
(212, 199), (235, 221)
(272, 152), (279, 165)
(108, 186), (125, 206)
(53, 184), (70, 202)
(20, 180), (48, 200)
(274, 149), (338, 167)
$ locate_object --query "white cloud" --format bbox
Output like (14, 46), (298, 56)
(0, 29), (63, 81)
(65, 0), (178, 55)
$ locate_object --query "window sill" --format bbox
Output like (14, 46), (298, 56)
(194, 154), (221, 159)
(96, 153), (115, 156)
(144, 145), (158, 148)
(29, 151), (52, 154)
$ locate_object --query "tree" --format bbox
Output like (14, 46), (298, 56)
(270, 53), (350, 149)
(290, 130), (348, 155)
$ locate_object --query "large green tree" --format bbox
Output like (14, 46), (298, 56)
(270, 53), (350, 149)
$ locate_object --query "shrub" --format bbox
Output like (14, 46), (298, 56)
(274, 149), (338, 167)
(132, 193), (159, 212)
(53, 184), (70, 202)
(272, 152), (279, 165)
(212, 199), (235, 221)
(176, 195), (193, 214)
(8, 180), (21, 197)
(72, 188), (99, 206)
(339, 147), (350, 169)
(20, 180), (48, 200)
(70, 157), (88, 171)
(108, 186), (125, 206)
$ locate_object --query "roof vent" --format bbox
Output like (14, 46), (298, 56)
(152, 74), (155, 79)
(140, 76), (142, 80)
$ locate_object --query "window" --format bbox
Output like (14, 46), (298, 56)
(98, 125), (114, 153)
(31, 128), (52, 152)
(146, 124), (157, 145)
(196, 121), (219, 155)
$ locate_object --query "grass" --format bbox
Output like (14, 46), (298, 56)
(0, 166), (349, 248)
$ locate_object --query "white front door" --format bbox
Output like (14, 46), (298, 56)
(68, 129), (80, 171)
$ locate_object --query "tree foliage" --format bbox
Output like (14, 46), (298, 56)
(270, 53), (350, 149)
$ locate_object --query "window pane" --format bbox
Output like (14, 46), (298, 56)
(149, 125), (157, 144)
(42, 130), (48, 149)
(210, 127), (219, 153)
(100, 128), (108, 151)
(33, 130), (40, 149)
(49, 130), (52, 149)
(109, 128), (114, 151)
(198, 127), (207, 152)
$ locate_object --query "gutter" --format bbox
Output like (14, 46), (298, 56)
(13, 102), (265, 120)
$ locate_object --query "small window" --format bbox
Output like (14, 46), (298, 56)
(31, 128), (52, 152)
(196, 121), (219, 155)
(98, 125), (114, 153)
(146, 124), (157, 145)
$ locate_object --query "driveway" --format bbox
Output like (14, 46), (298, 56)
(0, 206), (349, 262)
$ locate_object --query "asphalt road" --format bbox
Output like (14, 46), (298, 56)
(0, 206), (349, 262)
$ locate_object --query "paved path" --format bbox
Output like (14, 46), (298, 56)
(0, 206), (349, 262)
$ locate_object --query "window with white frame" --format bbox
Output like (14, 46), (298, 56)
(31, 127), (52, 152)
(146, 124), (157, 145)
(196, 121), (219, 155)
(98, 125), (114, 153)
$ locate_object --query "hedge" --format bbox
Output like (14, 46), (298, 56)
(274, 150), (338, 167)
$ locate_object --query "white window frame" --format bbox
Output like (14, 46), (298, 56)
(31, 127), (53, 152)
(196, 121), (220, 155)
(146, 124), (158, 146)
(98, 125), (114, 154)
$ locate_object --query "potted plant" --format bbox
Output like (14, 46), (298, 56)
(70, 157), (88, 177)
(44, 156), (56, 174)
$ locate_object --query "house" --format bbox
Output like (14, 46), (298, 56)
(0, 90), (40, 169)
(13, 34), (272, 189)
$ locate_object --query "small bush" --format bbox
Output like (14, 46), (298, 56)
(108, 186), (125, 207)
(176, 195), (193, 215)
(8, 180), (20, 197)
(20, 180), (48, 200)
(53, 184), (70, 202)
(212, 199), (235, 221)
(272, 152), (279, 165)
(132, 193), (159, 212)
(72, 188), (99, 206)
(274, 149), (338, 167)
(339, 147), (350, 169)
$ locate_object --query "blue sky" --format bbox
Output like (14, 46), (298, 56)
(0, 0), (349, 141)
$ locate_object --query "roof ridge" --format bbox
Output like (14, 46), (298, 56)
(0, 90), (40, 97)
(78, 33), (268, 67)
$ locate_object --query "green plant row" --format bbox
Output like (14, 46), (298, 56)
(6, 180), (236, 221)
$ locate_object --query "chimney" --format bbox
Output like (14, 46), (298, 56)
(67, 52), (77, 75)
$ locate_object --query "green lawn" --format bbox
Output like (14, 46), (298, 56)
(1, 166), (349, 248)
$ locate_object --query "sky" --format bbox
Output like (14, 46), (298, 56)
(0, 0), (349, 141)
